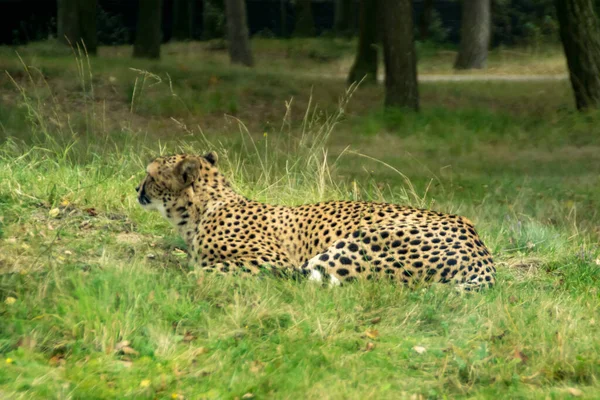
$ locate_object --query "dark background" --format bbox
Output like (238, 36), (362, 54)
(0, 0), (559, 47)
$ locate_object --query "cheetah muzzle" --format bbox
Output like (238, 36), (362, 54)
(136, 152), (496, 290)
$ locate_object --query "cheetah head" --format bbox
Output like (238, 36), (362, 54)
(136, 152), (219, 215)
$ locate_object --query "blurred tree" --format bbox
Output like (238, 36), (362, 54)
(173, 0), (194, 40)
(455, 0), (490, 69)
(347, 0), (378, 85)
(334, 0), (355, 37)
(133, 0), (162, 59)
(418, 0), (434, 41)
(381, 0), (419, 110)
(280, 0), (288, 37)
(57, 0), (98, 54)
(203, 0), (226, 39)
(293, 0), (316, 37)
(225, 0), (254, 66)
(555, 0), (600, 110)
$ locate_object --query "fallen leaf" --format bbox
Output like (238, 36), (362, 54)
(242, 393), (254, 399)
(370, 317), (382, 325)
(64, 250), (72, 256)
(49, 354), (65, 366)
(4, 297), (16, 305)
(364, 342), (375, 352)
(49, 208), (60, 218)
(513, 348), (528, 364)
(115, 340), (130, 351)
(7, 237), (17, 244)
(85, 208), (98, 216)
(120, 360), (133, 368)
(566, 388), (583, 397)
(413, 346), (427, 355)
(365, 329), (379, 340)
(249, 360), (264, 374)
(139, 379), (151, 388)
(147, 253), (156, 259)
(172, 248), (187, 258)
(121, 346), (139, 356)
(194, 347), (209, 356)
(183, 332), (196, 343)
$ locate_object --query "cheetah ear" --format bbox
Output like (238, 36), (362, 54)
(204, 151), (218, 166)
(174, 157), (201, 187)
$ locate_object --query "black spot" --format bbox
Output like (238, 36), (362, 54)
(392, 262), (404, 269)
(336, 241), (346, 249)
(391, 240), (402, 248)
(421, 245), (432, 251)
(413, 261), (423, 268)
(409, 239), (422, 245)
(348, 243), (359, 252)
(371, 245), (382, 252)
(447, 259), (457, 266)
(380, 232), (389, 239)
(319, 254), (330, 262)
(337, 268), (350, 276)
(340, 257), (352, 265)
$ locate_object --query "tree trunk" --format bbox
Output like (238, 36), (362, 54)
(57, 0), (98, 54)
(555, 0), (600, 110)
(381, 0), (419, 110)
(418, 0), (434, 41)
(225, 0), (254, 66)
(133, 0), (162, 59)
(334, 0), (354, 37)
(454, 0), (490, 70)
(173, 0), (194, 40)
(293, 0), (316, 37)
(347, 0), (379, 85)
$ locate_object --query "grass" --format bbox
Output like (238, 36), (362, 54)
(0, 38), (599, 399)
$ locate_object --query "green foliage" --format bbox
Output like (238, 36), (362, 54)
(97, 7), (130, 46)
(493, 0), (560, 46)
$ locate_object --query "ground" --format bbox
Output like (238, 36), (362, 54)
(0, 39), (599, 399)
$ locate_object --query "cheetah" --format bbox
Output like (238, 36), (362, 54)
(136, 152), (496, 290)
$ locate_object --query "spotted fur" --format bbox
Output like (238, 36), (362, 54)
(136, 153), (496, 289)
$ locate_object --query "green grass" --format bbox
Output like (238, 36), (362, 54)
(1, 39), (599, 399)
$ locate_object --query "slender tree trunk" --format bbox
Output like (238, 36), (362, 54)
(454, 0), (490, 70)
(224, 0), (254, 66)
(133, 0), (162, 59)
(334, 0), (353, 37)
(347, 0), (378, 85)
(57, 0), (98, 54)
(293, 0), (316, 37)
(381, 0), (419, 110)
(418, 0), (434, 41)
(173, 0), (194, 40)
(555, 0), (600, 110)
